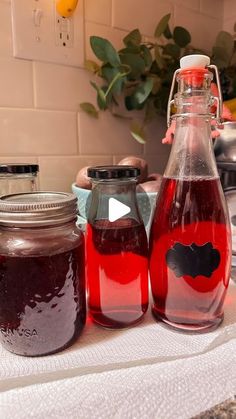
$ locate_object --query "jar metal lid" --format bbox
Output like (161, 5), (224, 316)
(0, 164), (39, 174)
(0, 192), (77, 226)
(87, 165), (140, 179)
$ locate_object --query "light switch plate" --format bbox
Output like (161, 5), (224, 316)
(11, 0), (84, 67)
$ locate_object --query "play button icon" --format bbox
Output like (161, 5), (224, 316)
(108, 198), (131, 222)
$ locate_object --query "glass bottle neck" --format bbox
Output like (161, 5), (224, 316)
(164, 113), (219, 180)
(174, 68), (213, 117)
(92, 179), (137, 194)
(164, 67), (219, 180)
(175, 93), (212, 116)
(88, 179), (143, 224)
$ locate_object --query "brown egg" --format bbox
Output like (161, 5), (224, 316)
(118, 156), (148, 183)
(75, 166), (92, 190)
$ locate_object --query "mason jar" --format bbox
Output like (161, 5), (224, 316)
(0, 164), (39, 196)
(0, 192), (86, 356)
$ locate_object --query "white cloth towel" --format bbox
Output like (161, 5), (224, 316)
(0, 282), (236, 419)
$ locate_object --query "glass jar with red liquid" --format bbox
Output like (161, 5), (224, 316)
(0, 192), (86, 356)
(149, 55), (232, 332)
(86, 166), (149, 328)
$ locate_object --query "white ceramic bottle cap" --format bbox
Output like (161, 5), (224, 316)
(180, 54), (210, 69)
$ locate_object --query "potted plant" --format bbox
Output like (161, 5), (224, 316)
(80, 14), (236, 144)
(73, 15), (236, 229)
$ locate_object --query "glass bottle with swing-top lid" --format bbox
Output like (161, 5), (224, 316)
(149, 55), (231, 332)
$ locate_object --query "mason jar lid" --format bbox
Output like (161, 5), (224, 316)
(88, 165), (140, 179)
(0, 192), (77, 227)
(0, 164), (39, 174)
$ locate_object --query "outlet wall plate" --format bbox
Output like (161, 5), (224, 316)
(55, 13), (74, 48)
(11, 0), (84, 67)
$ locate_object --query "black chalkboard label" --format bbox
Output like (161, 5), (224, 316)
(166, 242), (220, 278)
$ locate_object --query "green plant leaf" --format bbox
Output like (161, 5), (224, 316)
(164, 24), (172, 39)
(154, 45), (164, 69)
(130, 120), (146, 143)
(120, 53), (146, 78)
(163, 43), (181, 59)
(125, 95), (136, 111)
(125, 95), (144, 111)
(140, 45), (153, 68)
(123, 29), (142, 46)
(173, 26), (191, 47)
(83, 14), (236, 126)
(119, 45), (141, 54)
(80, 102), (99, 118)
(97, 86), (111, 110)
(101, 65), (125, 95)
(154, 13), (171, 38)
(90, 81), (107, 109)
(90, 36), (121, 67)
(133, 78), (153, 104)
(84, 60), (100, 74)
(214, 31), (234, 61)
(101, 64), (116, 82)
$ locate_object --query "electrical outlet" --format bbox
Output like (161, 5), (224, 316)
(11, 0), (84, 67)
(55, 13), (74, 48)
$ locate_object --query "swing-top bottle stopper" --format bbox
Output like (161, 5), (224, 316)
(167, 54), (223, 127)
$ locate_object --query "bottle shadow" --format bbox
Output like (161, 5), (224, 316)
(64, 282), (236, 354)
(65, 307), (154, 353)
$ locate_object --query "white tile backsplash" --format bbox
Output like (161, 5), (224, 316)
(112, 0), (173, 37)
(143, 117), (170, 160)
(85, 0), (112, 26)
(174, 0), (200, 11)
(223, 17), (236, 32)
(0, 109), (77, 155)
(78, 112), (143, 155)
(0, 1), (13, 57)
(39, 155), (113, 192)
(223, 0), (236, 19)
(0, 156), (38, 163)
(200, 0), (224, 18)
(0, 0), (231, 188)
(0, 57), (33, 108)
(143, 153), (170, 174)
(34, 63), (96, 111)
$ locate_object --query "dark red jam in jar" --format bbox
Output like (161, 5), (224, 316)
(0, 192), (86, 356)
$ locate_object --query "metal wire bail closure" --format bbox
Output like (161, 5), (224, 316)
(167, 64), (223, 127)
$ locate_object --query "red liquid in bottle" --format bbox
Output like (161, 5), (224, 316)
(86, 219), (148, 328)
(0, 244), (86, 356)
(149, 177), (231, 331)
